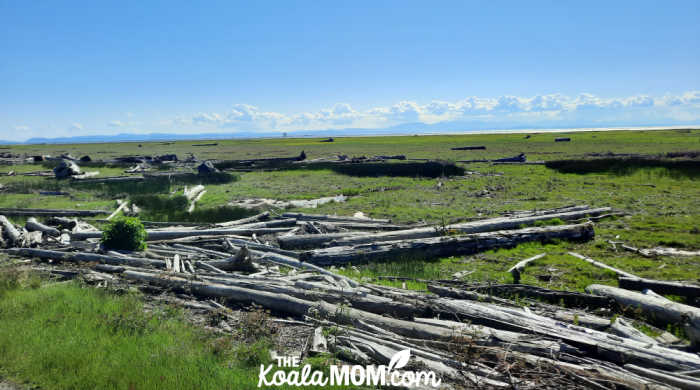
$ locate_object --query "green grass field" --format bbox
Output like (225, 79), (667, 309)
(0, 271), (267, 389)
(5, 128), (698, 161)
(0, 129), (699, 388)
(2, 129), (698, 292)
(0, 270), (364, 390)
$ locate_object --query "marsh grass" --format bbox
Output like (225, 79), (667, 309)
(0, 280), (258, 389)
(0, 271), (368, 390)
(2, 130), (699, 292)
(131, 193), (255, 222)
(69, 172), (239, 197)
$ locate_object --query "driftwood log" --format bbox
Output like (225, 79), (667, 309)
(280, 207), (610, 249)
(106, 200), (129, 221)
(0, 215), (22, 245)
(71, 176), (144, 184)
(7, 202), (698, 387)
(507, 253), (546, 283)
(119, 269), (700, 372)
(281, 212), (390, 224)
(434, 296), (700, 370)
(0, 208), (106, 217)
(300, 223), (594, 266)
(624, 364), (700, 390)
(451, 146), (486, 150)
(184, 185), (206, 213)
(70, 227), (293, 241)
(215, 211), (270, 227)
(312, 221), (410, 231)
(428, 284), (613, 331)
(470, 284), (612, 309)
(568, 252), (638, 278)
(45, 216), (77, 230)
(5, 248), (166, 268)
(618, 277), (700, 299)
(609, 318), (658, 345)
(223, 237), (299, 258)
(586, 284), (700, 346)
(277, 232), (366, 250)
(251, 249), (359, 288)
(25, 217), (60, 237)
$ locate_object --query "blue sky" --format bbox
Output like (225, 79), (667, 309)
(1, 0), (699, 141)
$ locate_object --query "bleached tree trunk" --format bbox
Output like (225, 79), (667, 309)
(322, 207), (611, 248)
(586, 284), (700, 346)
(618, 277), (700, 299)
(300, 223), (594, 266)
(0, 215), (22, 245)
(71, 227), (293, 240)
(25, 217), (60, 237)
(5, 248), (165, 268)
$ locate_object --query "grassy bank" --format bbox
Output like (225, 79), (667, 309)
(0, 267), (355, 390)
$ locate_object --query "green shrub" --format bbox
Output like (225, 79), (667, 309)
(101, 217), (147, 251)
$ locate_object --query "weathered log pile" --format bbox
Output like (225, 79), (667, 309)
(2, 204), (700, 389)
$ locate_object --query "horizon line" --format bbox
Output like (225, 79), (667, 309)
(3, 124), (699, 146)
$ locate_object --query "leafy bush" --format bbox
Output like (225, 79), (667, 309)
(101, 217), (147, 251)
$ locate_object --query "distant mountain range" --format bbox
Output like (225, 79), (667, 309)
(1, 120), (697, 145)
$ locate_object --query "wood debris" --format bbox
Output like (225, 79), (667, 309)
(2, 204), (699, 389)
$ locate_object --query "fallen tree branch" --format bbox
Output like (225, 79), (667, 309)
(507, 253), (546, 283)
(106, 200), (129, 221)
(568, 251), (638, 278)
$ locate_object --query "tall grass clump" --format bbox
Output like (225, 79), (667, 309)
(70, 173), (239, 197)
(131, 193), (255, 223)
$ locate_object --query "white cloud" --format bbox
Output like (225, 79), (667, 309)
(108, 120), (141, 128)
(14, 125), (30, 131)
(69, 122), (83, 130)
(181, 91), (700, 133)
(192, 113), (222, 124)
(661, 91), (700, 106)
